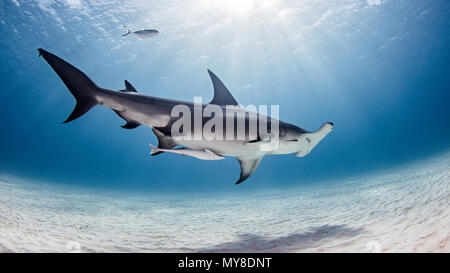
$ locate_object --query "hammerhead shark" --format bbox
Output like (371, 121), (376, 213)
(38, 48), (334, 184)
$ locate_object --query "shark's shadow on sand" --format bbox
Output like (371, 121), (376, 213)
(196, 225), (365, 252)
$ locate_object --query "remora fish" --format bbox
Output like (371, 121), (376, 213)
(38, 48), (334, 184)
(122, 26), (159, 39)
(149, 144), (225, 160)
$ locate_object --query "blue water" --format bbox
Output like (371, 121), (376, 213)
(0, 0), (449, 193)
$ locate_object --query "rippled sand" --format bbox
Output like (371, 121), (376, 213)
(0, 153), (448, 253)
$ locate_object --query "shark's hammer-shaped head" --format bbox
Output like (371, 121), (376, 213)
(277, 122), (334, 157)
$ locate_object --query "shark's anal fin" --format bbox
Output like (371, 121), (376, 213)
(122, 121), (140, 129)
(113, 110), (141, 129)
(207, 69), (240, 107)
(151, 128), (176, 156)
(235, 157), (263, 185)
(124, 80), (138, 92)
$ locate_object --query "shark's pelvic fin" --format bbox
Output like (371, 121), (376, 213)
(38, 48), (100, 124)
(124, 80), (138, 92)
(151, 128), (176, 156)
(207, 69), (240, 107)
(235, 157), (263, 185)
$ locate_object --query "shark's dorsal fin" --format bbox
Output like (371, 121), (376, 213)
(235, 157), (263, 185)
(207, 69), (239, 107)
(151, 128), (176, 156)
(124, 80), (138, 92)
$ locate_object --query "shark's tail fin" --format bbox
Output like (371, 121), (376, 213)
(122, 26), (131, 37)
(38, 48), (100, 123)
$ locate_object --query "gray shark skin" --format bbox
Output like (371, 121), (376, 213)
(38, 48), (334, 184)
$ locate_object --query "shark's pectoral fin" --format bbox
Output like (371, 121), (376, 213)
(235, 157), (263, 185)
(122, 120), (140, 129)
(207, 69), (240, 107)
(151, 128), (176, 156)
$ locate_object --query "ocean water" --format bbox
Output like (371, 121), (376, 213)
(0, 0), (449, 252)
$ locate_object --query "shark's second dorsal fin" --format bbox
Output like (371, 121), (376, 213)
(207, 69), (239, 107)
(124, 80), (138, 92)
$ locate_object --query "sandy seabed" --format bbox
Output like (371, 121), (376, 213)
(0, 153), (448, 253)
